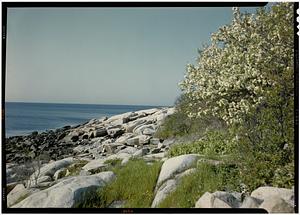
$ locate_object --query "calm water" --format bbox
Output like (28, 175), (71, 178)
(5, 102), (160, 137)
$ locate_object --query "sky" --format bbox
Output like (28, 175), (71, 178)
(6, 6), (260, 106)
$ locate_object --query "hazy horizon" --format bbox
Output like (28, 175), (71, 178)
(6, 7), (259, 106)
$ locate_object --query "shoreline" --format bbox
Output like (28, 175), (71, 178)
(5, 102), (168, 138)
(5, 107), (175, 164)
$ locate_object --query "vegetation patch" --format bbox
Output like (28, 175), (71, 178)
(168, 130), (236, 158)
(76, 159), (162, 208)
(158, 162), (240, 208)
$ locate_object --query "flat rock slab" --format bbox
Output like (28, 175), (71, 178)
(12, 172), (115, 208)
(156, 154), (199, 187)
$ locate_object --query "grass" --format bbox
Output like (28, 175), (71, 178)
(77, 159), (162, 208)
(158, 162), (240, 208)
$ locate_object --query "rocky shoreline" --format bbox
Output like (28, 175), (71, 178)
(5, 107), (295, 211)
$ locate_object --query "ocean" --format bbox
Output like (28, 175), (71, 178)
(5, 102), (161, 137)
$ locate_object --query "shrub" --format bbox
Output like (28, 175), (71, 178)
(168, 130), (237, 157)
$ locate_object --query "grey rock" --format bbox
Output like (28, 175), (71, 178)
(212, 191), (241, 208)
(12, 172), (115, 208)
(103, 143), (122, 154)
(124, 119), (148, 133)
(117, 146), (138, 155)
(121, 157), (131, 166)
(259, 196), (294, 213)
(251, 186), (294, 207)
(108, 200), (126, 208)
(27, 158), (74, 187)
(151, 179), (177, 208)
(156, 154), (199, 187)
(240, 196), (262, 208)
(126, 135), (150, 146)
(195, 192), (231, 208)
(37, 176), (52, 184)
(133, 124), (156, 135)
(93, 128), (107, 138)
(115, 133), (135, 144)
(150, 148), (161, 154)
(150, 138), (160, 145)
(53, 168), (68, 181)
(107, 128), (124, 138)
(7, 184), (40, 207)
(82, 158), (107, 172)
(133, 148), (149, 157)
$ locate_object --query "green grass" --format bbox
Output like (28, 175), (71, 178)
(77, 159), (162, 208)
(158, 162), (240, 208)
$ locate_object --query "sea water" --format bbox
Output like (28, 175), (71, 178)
(5, 102), (160, 137)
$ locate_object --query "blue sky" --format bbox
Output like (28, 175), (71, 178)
(6, 7), (260, 106)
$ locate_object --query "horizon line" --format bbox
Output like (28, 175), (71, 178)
(4, 100), (171, 107)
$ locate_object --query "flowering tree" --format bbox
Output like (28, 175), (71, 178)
(179, 3), (294, 126)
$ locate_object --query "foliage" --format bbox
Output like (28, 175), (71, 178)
(168, 130), (237, 157)
(155, 94), (226, 140)
(176, 2), (294, 190)
(179, 3), (294, 125)
(158, 162), (240, 208)
(77, 159), (162, 208)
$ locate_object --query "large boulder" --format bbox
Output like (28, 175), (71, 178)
(106, 127), (124, 138)
(82, 153), (131, 172)
(195, 192), (231, 208)
(126, 135), (151, 146)
(93, 128), (107, 138)
(12, 172), (115, 208)
(240, 196), (262, 208)
(7, 184), (39, 207)
(156, 154), (199, 187)
(211, 191), (241, 208)
(132, 124), (157, 136)
(82, 158), (107, 172)
(259, 196), (294, 213)
(27, 158), (74, 187)
(124, 119), (148, 133)
(117, 146), (138, 155)
(251, 186), (294, 207)
(115, 133), (135, 144)
(151, 179), (177, 208)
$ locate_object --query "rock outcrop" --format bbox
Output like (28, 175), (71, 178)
(12, 172), (115, 208)
(5, 107), (295, 212)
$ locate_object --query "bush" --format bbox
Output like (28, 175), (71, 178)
(77, 159), (162, 208)
(168, 130), (237, 157)
(155, 94), (226, 140)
